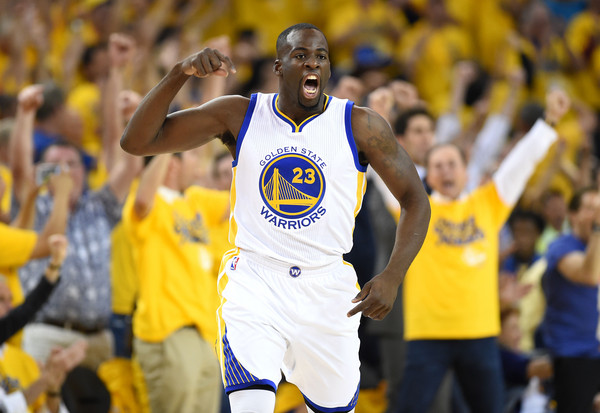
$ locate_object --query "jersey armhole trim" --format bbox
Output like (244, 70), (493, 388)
(344, 101), (367, 173)
(233, 93), (258, 167)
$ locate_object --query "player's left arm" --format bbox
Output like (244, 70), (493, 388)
(348, 105), (431, 320)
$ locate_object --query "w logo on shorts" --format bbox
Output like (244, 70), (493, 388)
(289, 266), (301, 277)
(230, 256), (239, 270)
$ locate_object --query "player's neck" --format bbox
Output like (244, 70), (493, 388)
(277, 94), (326, 125)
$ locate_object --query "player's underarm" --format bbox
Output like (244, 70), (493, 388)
(151, 125), (164, 147)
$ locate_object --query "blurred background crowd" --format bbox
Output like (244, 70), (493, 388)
(0, 0), (599, 412)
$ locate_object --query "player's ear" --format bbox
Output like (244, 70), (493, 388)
(273, 60), (282, 76)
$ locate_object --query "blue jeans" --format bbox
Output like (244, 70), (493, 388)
(109, 313), (132, 359)
(396, 337), (504, 413)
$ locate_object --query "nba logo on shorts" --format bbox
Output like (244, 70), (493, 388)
(230, 256), (239, 270)
(289, 266), (301, 277)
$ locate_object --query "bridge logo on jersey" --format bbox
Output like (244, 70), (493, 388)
(259, 153), (325, 219)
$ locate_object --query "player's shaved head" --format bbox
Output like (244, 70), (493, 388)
(276, 23), (326, 57)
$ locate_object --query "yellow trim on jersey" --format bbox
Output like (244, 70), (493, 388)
(349, 171), (367, 237)
(342, 260), (362, 292)
(216, 247), (238, 382)
(228, 168), (238, 245)
(353, 171), (367, 218)
(274, 94), (331, 132)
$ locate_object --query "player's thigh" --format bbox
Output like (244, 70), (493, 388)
(219, 262), (287, 393)
(291, 329), (360, 412)
(285, 265), (361, 411)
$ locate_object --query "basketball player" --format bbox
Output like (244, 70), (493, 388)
(121, 23), (430, 413)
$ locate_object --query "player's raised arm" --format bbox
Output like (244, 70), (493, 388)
(120, 48), (247, 156)
(348, 105), (431, 320)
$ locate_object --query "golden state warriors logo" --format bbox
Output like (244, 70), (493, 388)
(260, 153), (325, 220)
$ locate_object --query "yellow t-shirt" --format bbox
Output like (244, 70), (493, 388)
(396, 21), (472, 116)
(67, 81), (108, 190)
(566, 11), (597, 58)
(474, 0), (520, 74)
(325, 0), (407, 71)
(0, 46), (37, 94)
(525, 113), (583, 202)
(566, 11), (600, 109)
(111, 182), (139, 316)
(97, 358), (142, 413)
(0, 344), (45, 412)
(206, 210), (233, 344)
(110, 222), (138, 316)
(230, 0), (299, 56)
(403, 182), (511, 340)
(0, 224), (37, 307)
(208, 218), (232, 273)
(0, 224), (37, 347)
(122, 186), (229, 344)
(67, 81), (101, 157)
(0, 165), (12, 217)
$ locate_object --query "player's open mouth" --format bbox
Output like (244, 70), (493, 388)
(302, 74), (319, 99)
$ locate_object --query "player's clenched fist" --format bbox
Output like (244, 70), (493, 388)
(181, 48), (236, 78)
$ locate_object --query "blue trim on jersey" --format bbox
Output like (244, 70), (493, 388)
(272, 94), (331, 133)
(233, 93), (258, 167)
(225, 379), (277, 395)
(344, 100), (367, 172)
(302, 382), (360, 413)
(222, 332), (277, 393)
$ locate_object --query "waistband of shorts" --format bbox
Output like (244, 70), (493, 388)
(237, 250), (346, 277)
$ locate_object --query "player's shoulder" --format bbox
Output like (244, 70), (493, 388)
(197, 94), (252, 138)
(208, 94), (251, 112)
(193, 94), (251, 120)
(350, 104), (392, 138)
(350, 104), (387, 124)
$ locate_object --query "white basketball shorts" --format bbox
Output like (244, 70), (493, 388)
(217, 248), (361, 412)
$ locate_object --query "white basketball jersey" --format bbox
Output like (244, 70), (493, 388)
(229, 92), (367, 268)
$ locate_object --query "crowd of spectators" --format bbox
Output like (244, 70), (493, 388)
(0, 0), (599, 412)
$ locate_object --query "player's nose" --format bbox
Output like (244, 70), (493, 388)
(304, 55), (320, 69)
